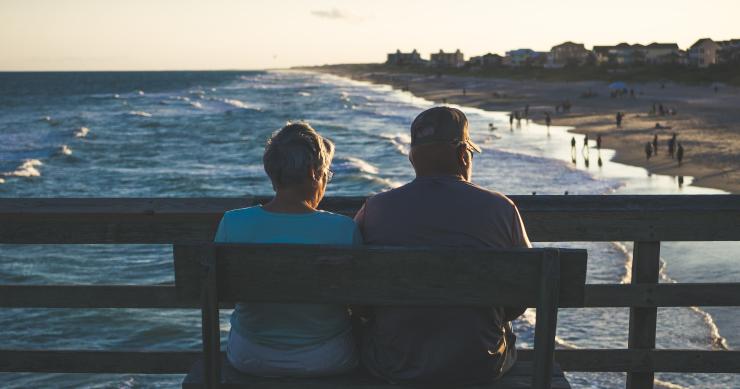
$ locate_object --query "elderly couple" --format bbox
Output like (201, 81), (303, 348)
(214, 106), (531, 385)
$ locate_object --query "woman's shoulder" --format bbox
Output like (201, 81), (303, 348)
(313, 210), (356, 227)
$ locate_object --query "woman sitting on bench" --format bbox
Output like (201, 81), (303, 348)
(214, 122), (360, 377)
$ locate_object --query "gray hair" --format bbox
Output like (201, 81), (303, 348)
(263, 122), (335, 188)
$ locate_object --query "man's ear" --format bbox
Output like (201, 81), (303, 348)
(458, 145), (470, 167)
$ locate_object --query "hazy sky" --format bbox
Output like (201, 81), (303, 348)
(2, 0), (739, 71)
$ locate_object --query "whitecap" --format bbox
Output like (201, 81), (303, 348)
(335, 157), (379, 175)
(113, 94), (120, 99)
(221, 98), (254, 110)
(128, 111), (153, 117)
(60, 145), (72, 156)
(41, 116), (52, 122)
(190, 101), (203, 109)
(298, 91), (311, 97)
(74, 126), (90, 138)
(137, 90), (145, 96)
(379, 133), (411, 155)
(0, 177), (4, 184)
(4, 159), (43, 178)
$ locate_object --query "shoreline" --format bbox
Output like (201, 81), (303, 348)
(303, 65), (740, 194)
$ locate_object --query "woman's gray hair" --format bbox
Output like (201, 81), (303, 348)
(263, 122), (335, 188)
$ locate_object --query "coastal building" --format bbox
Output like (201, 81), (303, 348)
(504, 49), (547, 67)
(467, 53), (503, 68)
(643, 43), (680, 65)
(717, 39), (740, 64)
(549, 41), (589, 66)
(386, 49), (425, 66)
(689, 38), (720, 67)
(592, 46), (613, 65)
(430, 49), (465, 68)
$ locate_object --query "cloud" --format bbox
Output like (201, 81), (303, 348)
(310, 8), (352, 20)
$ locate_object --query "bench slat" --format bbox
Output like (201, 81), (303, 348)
(182, 358), (571, 389)
(174, 245), (587, 307)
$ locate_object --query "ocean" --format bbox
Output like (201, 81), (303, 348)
(0, 70), (738, 388)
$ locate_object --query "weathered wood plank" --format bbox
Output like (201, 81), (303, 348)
(532, 249), (561, 389)
(0, 349), (199, 373)
(174, 245), (587, 307)
(627, 241), (661, 389)
(584, 283), (740, 307)
(2, 349), (738, 374)
(1, 195), (739, 243)
(183, 357), (572, 389)
(3, 282), (739, 309)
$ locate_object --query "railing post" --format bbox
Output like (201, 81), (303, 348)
(626, 241), (660, 389)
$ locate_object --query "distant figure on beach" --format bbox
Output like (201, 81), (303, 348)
(488, 122), (497, 132)
(462, 87), (466, 96)
(615, 112), (624, 127)
(654, 122), (672, 130)
(555, 104), (561, 113)
(659, 104), (665, 116)
(596, 135), (602, 150)
(571, 137), (577, 163)
(678, 176), (685, 188)
(214, 122), (358, 377)
(442, 98), (447, 104)
(677, 142), (684, 166)
(652, 134), (658, 156)
(668, 133), (677, 158)
(514, 111), (521, 127)
(645, 142), (653, 160)
(651, 103), (656, 115)
(545, 112), (551, 128)
(508, 112), (514, 128)
(355, 106), (529, 385)
(582, 135), (590, 166)
(524, 104), (530, 119)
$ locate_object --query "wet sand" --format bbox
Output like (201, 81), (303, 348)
(307, 66), (740, 193)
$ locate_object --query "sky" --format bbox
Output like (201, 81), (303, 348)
(1, 0), (739, 71)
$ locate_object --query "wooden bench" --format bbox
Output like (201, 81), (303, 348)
(174, 244), (588, 389)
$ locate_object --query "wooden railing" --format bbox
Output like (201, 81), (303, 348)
(1, 195), (740, 389)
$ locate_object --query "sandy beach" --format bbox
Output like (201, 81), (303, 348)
(307, 65), (740, 193)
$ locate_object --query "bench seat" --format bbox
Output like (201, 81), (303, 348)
(183, 357), (571, 389)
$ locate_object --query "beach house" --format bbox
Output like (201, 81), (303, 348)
(717, 39), (740, 64)
(689, 38), (720, 67)
(504, 49), (548, 67)
(643, 43), (681, 65)
(549, 41), (589, 67)
(430, 49), (465, 68)
(386, 49), (425, 66)
(467, 53), (503, 68)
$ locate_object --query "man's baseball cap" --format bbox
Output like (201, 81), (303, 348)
(410, 106), (481, 153)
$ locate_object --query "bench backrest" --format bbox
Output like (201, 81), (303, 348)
(173, 244), (587, 389)
(174, 244), (587, 306)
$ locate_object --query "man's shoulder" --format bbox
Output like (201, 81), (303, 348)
(459, 181), (517, 209)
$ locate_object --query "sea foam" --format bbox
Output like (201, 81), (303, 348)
(4, 159), (43, 178)
(74, 127), (90, 138)
(128, 111), (153, 117)
(60, 145), (72, 156)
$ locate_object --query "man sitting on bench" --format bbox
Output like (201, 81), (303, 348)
(354, 107), (531, 385)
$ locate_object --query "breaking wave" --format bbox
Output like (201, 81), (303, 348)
(128, 111), (153, 117)
(3, 159), (43, 178)
(59, 145), (72, 156)
(74, 126), (90, 138)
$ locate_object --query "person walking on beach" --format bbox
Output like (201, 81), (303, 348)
(668, 133), (677, 158)
(582, 134), (590, 162)
(616, 112), (624, 128)
(508, 112), (514, 128)
(677, 142), (684, 166)
(571, 136), (577, 163)
(652, 134), (658, 156)
(596, 135), (602, 150)
(214, 122), (359, 377)
(355, 106), (530, 386)
(545, 112), (551, 128)
(524, 104), (530, 119)
(514, 111), (521, 126)
(645, 142), (653, 160)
